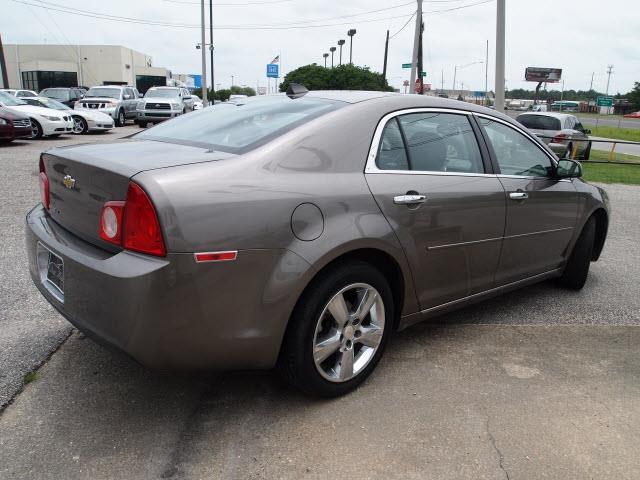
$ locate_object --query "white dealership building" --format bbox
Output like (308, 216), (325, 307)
(0, 44), (169, 93)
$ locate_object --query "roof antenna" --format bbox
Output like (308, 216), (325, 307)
(286, 83), (308, 99)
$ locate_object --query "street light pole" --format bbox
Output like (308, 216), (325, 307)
(494, 0), (505, 112)
(231, 75), (234, 87)
(605, 64), (614, 114)
(409, 0), (423, 93)
(338, 40), (345, 66)
(330, 47), (336, 68)
(347, 29), (356, 64)
(200, 0), (208, 106)
(323, 53), (329, 68)
(209, 0), (214, 99)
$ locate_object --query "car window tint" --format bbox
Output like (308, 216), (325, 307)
(376, 119), (408, 170)
(397, 113), (484, 173)
(480, 119), (553, 177)
(516, 114), (561, 131)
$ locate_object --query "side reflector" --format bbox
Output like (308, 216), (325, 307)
(194, 251), (238, 263)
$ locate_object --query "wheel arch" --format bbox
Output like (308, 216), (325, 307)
(591, 208), (608, 261)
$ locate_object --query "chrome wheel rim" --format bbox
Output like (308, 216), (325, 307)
(313, 283), (385, 383)
(30, 120), (39, 138)
(72, 117), (84, 134)
(119, 111), (125, 125)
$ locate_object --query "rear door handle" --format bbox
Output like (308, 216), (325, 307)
(509, 192), (528, 200)
(394, 194), (426, 205)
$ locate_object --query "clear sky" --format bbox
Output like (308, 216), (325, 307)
(2, 0), (638, 94)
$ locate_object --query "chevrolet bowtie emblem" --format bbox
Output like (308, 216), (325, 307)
(63, 175), (76, 190)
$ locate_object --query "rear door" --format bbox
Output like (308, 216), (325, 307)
(365, 109), (506, 310)
(475, 114), (578, 285)
(124, 88), (136, 117)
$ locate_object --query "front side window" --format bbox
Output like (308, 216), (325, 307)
(479, 119), (553, 177)
(397, 112), (484, 173)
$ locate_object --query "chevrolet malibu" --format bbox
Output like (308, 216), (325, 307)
(27, 87), (609, 397)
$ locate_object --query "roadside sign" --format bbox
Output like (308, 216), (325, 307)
(402, 63), (412, 69)
(474, 91), (485, 97)
(596, 96), (613, 107)
(266, 63), (279, 78)
(420, 71), (427, 77)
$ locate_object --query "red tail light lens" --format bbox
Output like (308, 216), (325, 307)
(39, 157), (50, 210)
(99, 201), (125, 244)
(122, 182), (166, 257)
(552, 133), (567, 143)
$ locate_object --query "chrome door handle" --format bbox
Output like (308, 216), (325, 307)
(509, 192), (528, 200)
(394, 194), (426, 205)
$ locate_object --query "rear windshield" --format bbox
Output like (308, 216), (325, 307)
(85, 87), (121, 99)
(41, 89), (70, 100)
(517, 114), (561, 131)
(137, 95), (345, 153)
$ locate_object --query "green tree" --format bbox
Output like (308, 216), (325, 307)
(628, 82), (640, 109)
(279, 64), (394, 93)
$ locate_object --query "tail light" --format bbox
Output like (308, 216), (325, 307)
(98, 181), (166, 257)
(552, 133), (567, 143)
(39, 157), (50, 210)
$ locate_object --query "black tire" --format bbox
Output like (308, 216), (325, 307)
(279, 261), (394, 397)
(116, 109), (126, 127)
(72, 115), (88, 134)
(182, 107), (186, 115)
(138, 121), (148, 128)
(582, 142), (591, 160)
(558, 216), (596, 290)
(30, 119), (43, 139)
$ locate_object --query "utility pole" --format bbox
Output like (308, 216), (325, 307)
(209, 0), (214, 100)
(382, 30), (389, 88)
(605, 64), (613, 114)
(494, 0), (505, 112)
(441, 69), (444, 92)
(417, 19), (424, 94)
(484, 39), (489, 105)
(200, 0), (208, 106)
(589, 71), (594, 92)
(0, 34), (8, 89)
(409, 0), (423, 93)
(452, 65), (457, 92)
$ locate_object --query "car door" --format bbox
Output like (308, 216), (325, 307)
(123, 88), (136, 117)
(475, 115), (578, 286)
(365, 109), (507, 310)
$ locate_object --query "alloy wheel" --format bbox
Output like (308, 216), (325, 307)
(72, 116), (86, 134)
(312, 283), (385, 383)
(30, 120), (41, 139)
(118, 110), (125, 126)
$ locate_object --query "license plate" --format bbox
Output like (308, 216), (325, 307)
(46, 251), (64, 295)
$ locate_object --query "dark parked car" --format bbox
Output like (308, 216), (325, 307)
(27, 89), (609, 397)
(0, 107), (33, 142)
(40, 87), (85, 108)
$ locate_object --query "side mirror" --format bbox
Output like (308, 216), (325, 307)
(556, 159), (582, 178)
(123, 94), (131, 100)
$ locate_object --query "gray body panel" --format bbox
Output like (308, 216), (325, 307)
(26, 92), (609, 369)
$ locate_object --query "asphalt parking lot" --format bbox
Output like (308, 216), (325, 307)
(1, 128), (639, 479)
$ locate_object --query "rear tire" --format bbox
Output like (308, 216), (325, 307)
(279, 261), (393, 397)
(138, 121), (148, 128)
(116, 109), (126, 127)
(583, 142), (591, 160)
(558, 216), (596, 290)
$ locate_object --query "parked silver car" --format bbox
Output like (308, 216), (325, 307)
(516, 112), (592, 159)
(75, 86), (139, 127)
(27, 89), (609, 397)
(20, 96), (114, 134)
(136, 87), (194, 127)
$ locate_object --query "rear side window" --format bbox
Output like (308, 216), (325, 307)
(517, 114), (561, 131)
(377, 119), (408, 170)
(137, 96), (344, 153)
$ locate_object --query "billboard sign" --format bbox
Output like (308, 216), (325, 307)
(266, 63), (279, 78)
(525, 67), (562, 83)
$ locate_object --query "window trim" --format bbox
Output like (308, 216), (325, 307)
(472, 112), (560, 179)
(365, 107), (495, 177)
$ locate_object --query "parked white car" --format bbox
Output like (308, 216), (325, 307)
(0, 91), (73, 138)
(20, 96), (114, 134)
(192, 95), (203, 110)
(0, 88), (38, 98)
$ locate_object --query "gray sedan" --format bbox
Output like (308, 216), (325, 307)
(26, 88), (609, 397)
(516, 112), (592, 159)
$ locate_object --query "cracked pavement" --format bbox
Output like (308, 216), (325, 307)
(1, 132), (639, 479)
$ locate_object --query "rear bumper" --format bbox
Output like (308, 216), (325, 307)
(26, 204), (305, 369)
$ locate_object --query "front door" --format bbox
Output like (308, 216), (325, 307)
(476, 116), (578, 286)
(365, 110), (506, 310)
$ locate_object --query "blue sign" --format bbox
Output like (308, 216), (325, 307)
(266, 63), (279, 78)
(191, 74), (202, 88)
(474, 91), (485, 97)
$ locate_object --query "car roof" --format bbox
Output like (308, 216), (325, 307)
(305, 90), (397, 103)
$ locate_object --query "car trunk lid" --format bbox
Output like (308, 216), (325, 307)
(42, 139), (235, 250)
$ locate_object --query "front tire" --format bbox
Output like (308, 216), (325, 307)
(558, 216), (596, 290)
(138, 121), (148, 128)
(116, 109), (126, 127)
(30, 119), (43, 139)
(279, 261), (393, 397)
(72, 115), (88, 134)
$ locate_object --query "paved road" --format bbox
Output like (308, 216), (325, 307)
(1, 128), (639, 479)
(0, 125), (140, 409)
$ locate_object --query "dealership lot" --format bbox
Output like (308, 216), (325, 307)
(1, 131), (639, 479)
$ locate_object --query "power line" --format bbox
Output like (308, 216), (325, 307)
(163, 0), (294, 5)
(390, 11), (416, 38)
